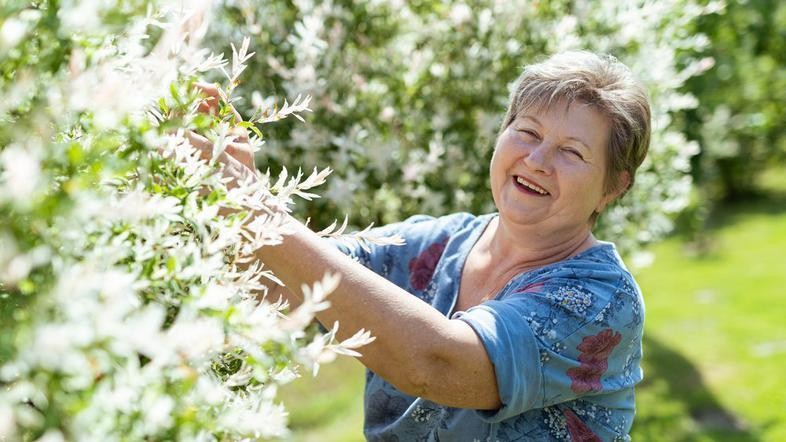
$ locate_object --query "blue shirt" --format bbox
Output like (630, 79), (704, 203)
(332, 213), (644, 441)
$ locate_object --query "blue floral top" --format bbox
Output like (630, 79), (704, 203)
(332, 213), (644, 441)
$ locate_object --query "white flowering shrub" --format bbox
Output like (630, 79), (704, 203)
(210, 0), (719, 257)
(0, 1), (373, 440)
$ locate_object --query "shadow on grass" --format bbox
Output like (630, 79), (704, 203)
(635, 335), (759, 441)
(673, 189), (786, 258)
(707, 190), (786, 230)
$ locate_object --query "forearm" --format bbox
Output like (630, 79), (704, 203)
(254, 215), (499, 407)
(257, 281), (302, 312)
(255, 216), (442, 378)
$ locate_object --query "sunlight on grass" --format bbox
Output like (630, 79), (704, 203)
(632, 190), (786, 441)
(278, 356), (366, 441)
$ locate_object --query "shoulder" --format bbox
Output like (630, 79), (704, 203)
(516, 243), (639, 299)
(396, 212), (477, 235)
(388, 212), (479, 251)
(504, 243), (644, 334)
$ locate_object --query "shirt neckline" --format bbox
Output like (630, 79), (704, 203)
(447, 213), (613, 316)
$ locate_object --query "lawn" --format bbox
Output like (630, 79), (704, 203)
(631, 175), (786, 441)
(279, 169), (786, 441)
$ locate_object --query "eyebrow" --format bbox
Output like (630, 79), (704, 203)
(566, 136), (591, 151)
(516, 115), (593, 151)
(518, 115), (541, 125)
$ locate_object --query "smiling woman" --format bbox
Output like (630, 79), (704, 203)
(194, 51), (651, 441)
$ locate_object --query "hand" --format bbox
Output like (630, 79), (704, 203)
(192, 82), (255, 174)
(185, 130), (256, 187)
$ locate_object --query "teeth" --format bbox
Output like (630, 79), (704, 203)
(516, 176), (548, 195)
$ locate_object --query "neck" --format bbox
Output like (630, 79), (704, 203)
(481, 216), (596, 272)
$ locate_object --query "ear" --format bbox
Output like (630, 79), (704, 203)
(596, 171), (631, 213)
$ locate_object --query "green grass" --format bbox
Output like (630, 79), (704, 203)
(278, 182), (786, 441)
(277, 357), (366, 441)
(631, 188), (786, 441)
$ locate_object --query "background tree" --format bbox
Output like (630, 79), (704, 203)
(209, 0), (719, 258)
(683, 0), (786, 201)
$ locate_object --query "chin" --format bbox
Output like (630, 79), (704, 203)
(496, 206), (539, 227)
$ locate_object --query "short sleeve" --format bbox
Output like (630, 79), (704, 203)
(323, 214), (435, 272)
(457, 259), (644, 422)
(323, 213), (475, 284)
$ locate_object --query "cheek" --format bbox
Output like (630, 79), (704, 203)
(489, 142), (505, 177)
(490, 134), (518, 169)
(488, 149), (509, 202)
(571, 169), (607, 206)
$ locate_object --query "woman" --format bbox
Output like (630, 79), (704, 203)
(196, 51), (649, 441)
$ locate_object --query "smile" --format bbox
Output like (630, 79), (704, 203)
(514, 176), (549, 196)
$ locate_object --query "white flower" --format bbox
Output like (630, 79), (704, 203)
(27, 323), (93, 372)
(217, 393), (289, 439)
(0, 17), (27, 49)
(630, 250), (655, 269)
(196, 282), (234, 310)
(164, 312), (225, 363)
(142, 395), (175, 434)
(0, 143), (42, 206)
(58, 0), (104, 33)
(449, 3), (473, 26)
(35, 430), (65, 442)
(0, 401), (16, 441)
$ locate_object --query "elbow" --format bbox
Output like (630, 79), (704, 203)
(386, 352), (445, 400)
(396, 360), (438, 399)
(391, 349), (502, 409)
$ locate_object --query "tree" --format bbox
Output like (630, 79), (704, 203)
(683, 0), (786, 201)
(210, 0), (716, 258)
(0, 1), (371, 439)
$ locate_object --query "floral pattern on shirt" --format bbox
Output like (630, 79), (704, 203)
(408, 237), (449, 291)
(567, 328), (623, 393)
(547, 284), (594, 315)
(564, 407), (602, 441)
(366, 388), (410, 430)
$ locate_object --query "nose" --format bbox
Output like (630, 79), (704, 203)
(522, 142), (554, 174)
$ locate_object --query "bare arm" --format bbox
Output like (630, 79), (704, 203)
(189, 83), (501, 409)
(256, 216), (501, 409)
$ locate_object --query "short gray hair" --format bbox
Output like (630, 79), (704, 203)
(501, 51), (651, 197)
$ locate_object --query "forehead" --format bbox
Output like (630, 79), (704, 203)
(515, 100), (611, 150)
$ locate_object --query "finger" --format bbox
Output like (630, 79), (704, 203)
(194, 81), (220, 98)
(194, 81), (243, 122)
(186, 131), (213, 161)
(229, 126), (250, 144)
(184, 131), (257, 190)
(194, 82), (220, 116)
(196, 97), (218, 116)
(225, 143), (255, 170)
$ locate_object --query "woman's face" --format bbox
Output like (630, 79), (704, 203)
(490, 101), (616, 237)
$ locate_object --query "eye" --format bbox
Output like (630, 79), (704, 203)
(561, 147), (584, 160)
(516, 128), (540, 140)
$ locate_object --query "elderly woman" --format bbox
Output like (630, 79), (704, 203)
(198, 51), (649, 441)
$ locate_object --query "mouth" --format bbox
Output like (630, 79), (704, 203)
(513, 176), (549, 196)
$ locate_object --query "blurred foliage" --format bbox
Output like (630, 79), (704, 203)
(683, 0), (786, 201)
(207, 0), (716, 255)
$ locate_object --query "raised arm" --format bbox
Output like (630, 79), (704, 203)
(188, 83), (500, 409)
(257, 215), (501, 409)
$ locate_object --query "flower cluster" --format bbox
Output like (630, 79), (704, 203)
(567, 328), (623, 394)
(0, 1), (374, 440)
(210, 0), (718, 258)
